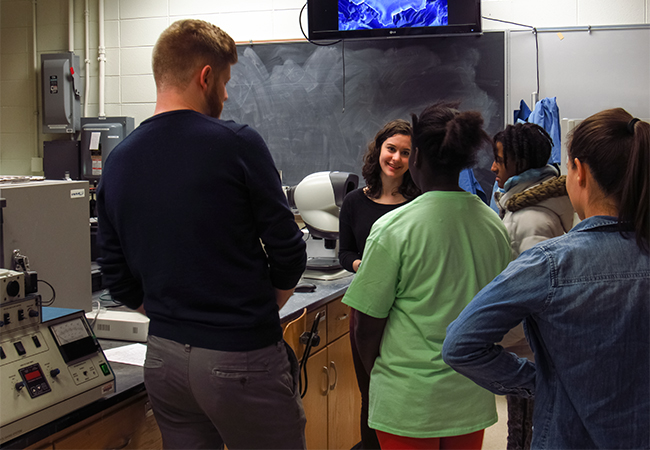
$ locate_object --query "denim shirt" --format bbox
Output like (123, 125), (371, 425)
(443, 216), (650, 449)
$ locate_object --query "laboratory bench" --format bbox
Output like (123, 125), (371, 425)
(1, 274), (357, 450)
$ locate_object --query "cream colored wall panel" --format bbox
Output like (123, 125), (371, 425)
(1, 0), (33, 28)
(121, 18), (168, 47)
(83, 102), (124, 118)
(220, 11), (274, 42)
(180, 13), (222, 25)
(1, 27), (30, 54)
(170, 0), (271, 15)
(0, 53), (30, 81)
(482, 0), (578, 29)
(105, 48), (121, 76)
(0, 158), (32, 175)
(121, 75), (156, 103)
(272, 9), (305, 41)
(0, 133), (33, 159)
(105, 20), (121, 48)
(73, 0), (99, 23)
(120, 0), (168, 19)
(104, 75), (121, 103)
(0, 80), (33, 106)
(84, 103), (100, 118)
(169, 0), (218, 16)
(36, 0), (67, 26)
(83, 75), (120, 104)
(121, 103), (155, 127)
(0, 107), (34, 133)
(74, 22), (99, 56)
(104, 103), (123, 117)
(121, 47), (154, 75)
(273, 0), (305, 9)
(169, 0), (273, 18)
(36, 23), (68, 52)
(578, 0), (646, 25)
(104, 0), (120, 21)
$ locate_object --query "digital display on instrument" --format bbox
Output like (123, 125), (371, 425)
(19, 363), (52, 398)
(50, 318), (90, 346)
(23, 368), (43, 381)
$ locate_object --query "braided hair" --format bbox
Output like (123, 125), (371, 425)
(493, 123), (553, 174)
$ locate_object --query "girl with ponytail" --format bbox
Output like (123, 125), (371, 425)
(343, 102), (511, 449)
(444, 109), (650, 449)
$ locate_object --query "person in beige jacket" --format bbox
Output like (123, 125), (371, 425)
(491, 122), (574, 450)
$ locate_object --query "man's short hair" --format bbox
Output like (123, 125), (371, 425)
(152, 19), (238, 89)
(493, 123), (553, 175)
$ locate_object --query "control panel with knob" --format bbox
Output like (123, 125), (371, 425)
(1, 306), (115, 445)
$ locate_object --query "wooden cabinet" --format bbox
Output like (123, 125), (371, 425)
(300, 297), (361, 450)
(25, 392), (162, 450)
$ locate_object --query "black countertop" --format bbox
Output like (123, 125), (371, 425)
(1, 274), (353, 449)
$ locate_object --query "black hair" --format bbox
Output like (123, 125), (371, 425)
(362, 119), (421, 200)
(493, 123), (553, 174)
(411, 101), (490, 173)
(568, 108), (649, 252)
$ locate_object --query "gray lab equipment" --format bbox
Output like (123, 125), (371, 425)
(0, 180), (92, 312)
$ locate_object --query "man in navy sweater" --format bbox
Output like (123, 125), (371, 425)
(97, 19), (307, 449)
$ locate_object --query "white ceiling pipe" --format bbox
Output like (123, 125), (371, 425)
(68, 0), (74, 53)
(83, 0), (90, 116)
(98, 0), (106, 119)
(33, 0), (41, 158)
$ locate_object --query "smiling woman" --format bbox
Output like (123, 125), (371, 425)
(337, 118), (420, 449)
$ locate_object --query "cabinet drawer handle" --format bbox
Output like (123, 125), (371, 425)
(321, 366), (329, 395)
(336, 313), (348, 321)
(111, 437), (131, 450)
(329, 361), (338, 390)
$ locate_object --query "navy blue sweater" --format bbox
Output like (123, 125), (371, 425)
(97, 110), (306, 351)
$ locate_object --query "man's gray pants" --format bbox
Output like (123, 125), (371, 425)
(144, 335), (307, 450)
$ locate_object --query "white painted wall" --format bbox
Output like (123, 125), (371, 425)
(1, 0), (648, 174)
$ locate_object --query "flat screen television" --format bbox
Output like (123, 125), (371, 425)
(307, 0), (482, 41)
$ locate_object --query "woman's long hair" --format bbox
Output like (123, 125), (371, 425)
(568, 108), (649, 252)
(362, 119), (421, 200)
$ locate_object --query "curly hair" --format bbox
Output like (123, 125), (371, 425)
(362, 119), (421, 200)
(411, 101), (490, 173)
(493, 123), (553, 174)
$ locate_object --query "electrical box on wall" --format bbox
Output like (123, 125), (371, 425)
(41, 52), (81, 134)
(43, 139), (81, 180)
(80, 117), (135, 181)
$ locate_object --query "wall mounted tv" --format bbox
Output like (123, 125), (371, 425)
(307, 0), (482, 41)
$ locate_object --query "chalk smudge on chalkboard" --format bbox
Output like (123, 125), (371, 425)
(222, 33), (504, 192)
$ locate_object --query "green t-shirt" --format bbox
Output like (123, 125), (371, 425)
(343, 191), (511, 438)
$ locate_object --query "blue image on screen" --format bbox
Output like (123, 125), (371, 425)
(339, 0), (448, 31)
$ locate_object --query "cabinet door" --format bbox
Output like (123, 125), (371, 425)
(303, 348), (329, 450)
(327, 335), (362, 450)
(327, 297), (350, 343)
(54, 394), (161, 450)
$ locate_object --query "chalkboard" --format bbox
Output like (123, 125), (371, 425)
(222, 31), (505, 192)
